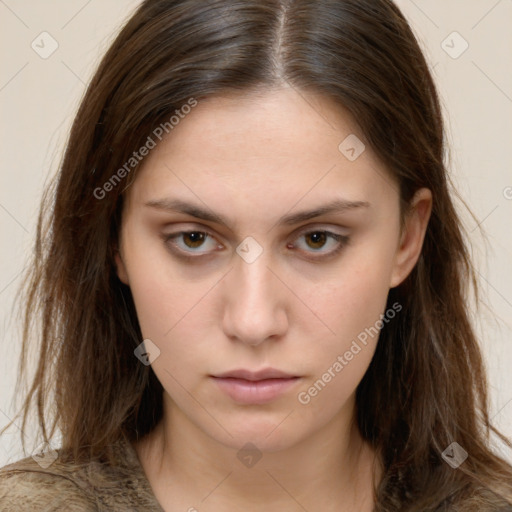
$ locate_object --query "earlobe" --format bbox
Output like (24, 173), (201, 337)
(389, 188), (432, 288)
(114, 249), (130, 285)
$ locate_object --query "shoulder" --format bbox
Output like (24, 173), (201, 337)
(0, 435), (164, 512)
(444, 485), (512, 512)
(0, 455), (97, 512)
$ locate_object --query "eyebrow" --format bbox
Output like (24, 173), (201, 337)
(144, 197), (370, 229)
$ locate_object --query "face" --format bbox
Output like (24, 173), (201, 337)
(115, 86), (431, 453)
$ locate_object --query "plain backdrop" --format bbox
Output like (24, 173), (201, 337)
(1, 0), (511, 466)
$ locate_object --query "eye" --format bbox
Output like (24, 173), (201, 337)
(163, 230), (221, 255)
(162, 228), (349, 260)
(290, 229), (349, 259)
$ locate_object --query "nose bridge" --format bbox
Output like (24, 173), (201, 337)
(222, 245), (287, 344)
(235, 250), (275, 306)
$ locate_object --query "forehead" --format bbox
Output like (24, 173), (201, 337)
(124, 86), (398, 220)
(148, 86), (362, 163)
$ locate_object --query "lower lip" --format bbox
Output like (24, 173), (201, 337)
(212, 377), (300, 404)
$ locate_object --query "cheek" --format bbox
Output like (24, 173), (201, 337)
(122, 232), (223, 387)
(296, 239), (396, 391)
(294, 289), (390, 421)
(313, 243), (395, 343)
(122, 226), (204, 338)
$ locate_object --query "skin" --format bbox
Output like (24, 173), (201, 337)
(115, 85), (432, 512)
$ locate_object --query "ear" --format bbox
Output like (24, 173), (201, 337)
(389, 188), (432, 288)
(114, 248), (130, 285)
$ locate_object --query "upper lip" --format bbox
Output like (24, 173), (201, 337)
(212, 368), (298, 381)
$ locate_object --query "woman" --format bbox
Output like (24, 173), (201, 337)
(1, 0), (512, 510)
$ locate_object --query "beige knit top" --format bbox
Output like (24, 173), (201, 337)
(0, 435), (164, 511)
(2, 437), (512, 511)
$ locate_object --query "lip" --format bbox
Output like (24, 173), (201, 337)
(211, 368), (301, 404)
(213, 368), (296, 381)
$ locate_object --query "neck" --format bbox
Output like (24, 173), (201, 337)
(135, 394), (381, 512)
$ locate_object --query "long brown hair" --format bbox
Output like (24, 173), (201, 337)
(3, 0), (512, 510)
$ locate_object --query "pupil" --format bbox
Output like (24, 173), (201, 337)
(186, 232), (205, 248)
(308, 232), (326, 249)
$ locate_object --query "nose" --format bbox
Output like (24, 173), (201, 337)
(221, 250), (288, 347)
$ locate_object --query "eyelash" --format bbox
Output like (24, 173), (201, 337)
(162, 228), (349, 261)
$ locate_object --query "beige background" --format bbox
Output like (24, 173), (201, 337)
(1, 0), (511, 466)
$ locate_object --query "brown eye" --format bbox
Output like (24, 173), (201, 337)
(181, 231), (207, 249)
(291, 230), (349, 259)
(304, 231), (328, 250)
(163, 230), (220, 255)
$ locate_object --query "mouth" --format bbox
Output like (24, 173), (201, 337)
(210, 368), (301, 404)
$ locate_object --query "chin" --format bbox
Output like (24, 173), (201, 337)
(206, 413), (307, 454)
